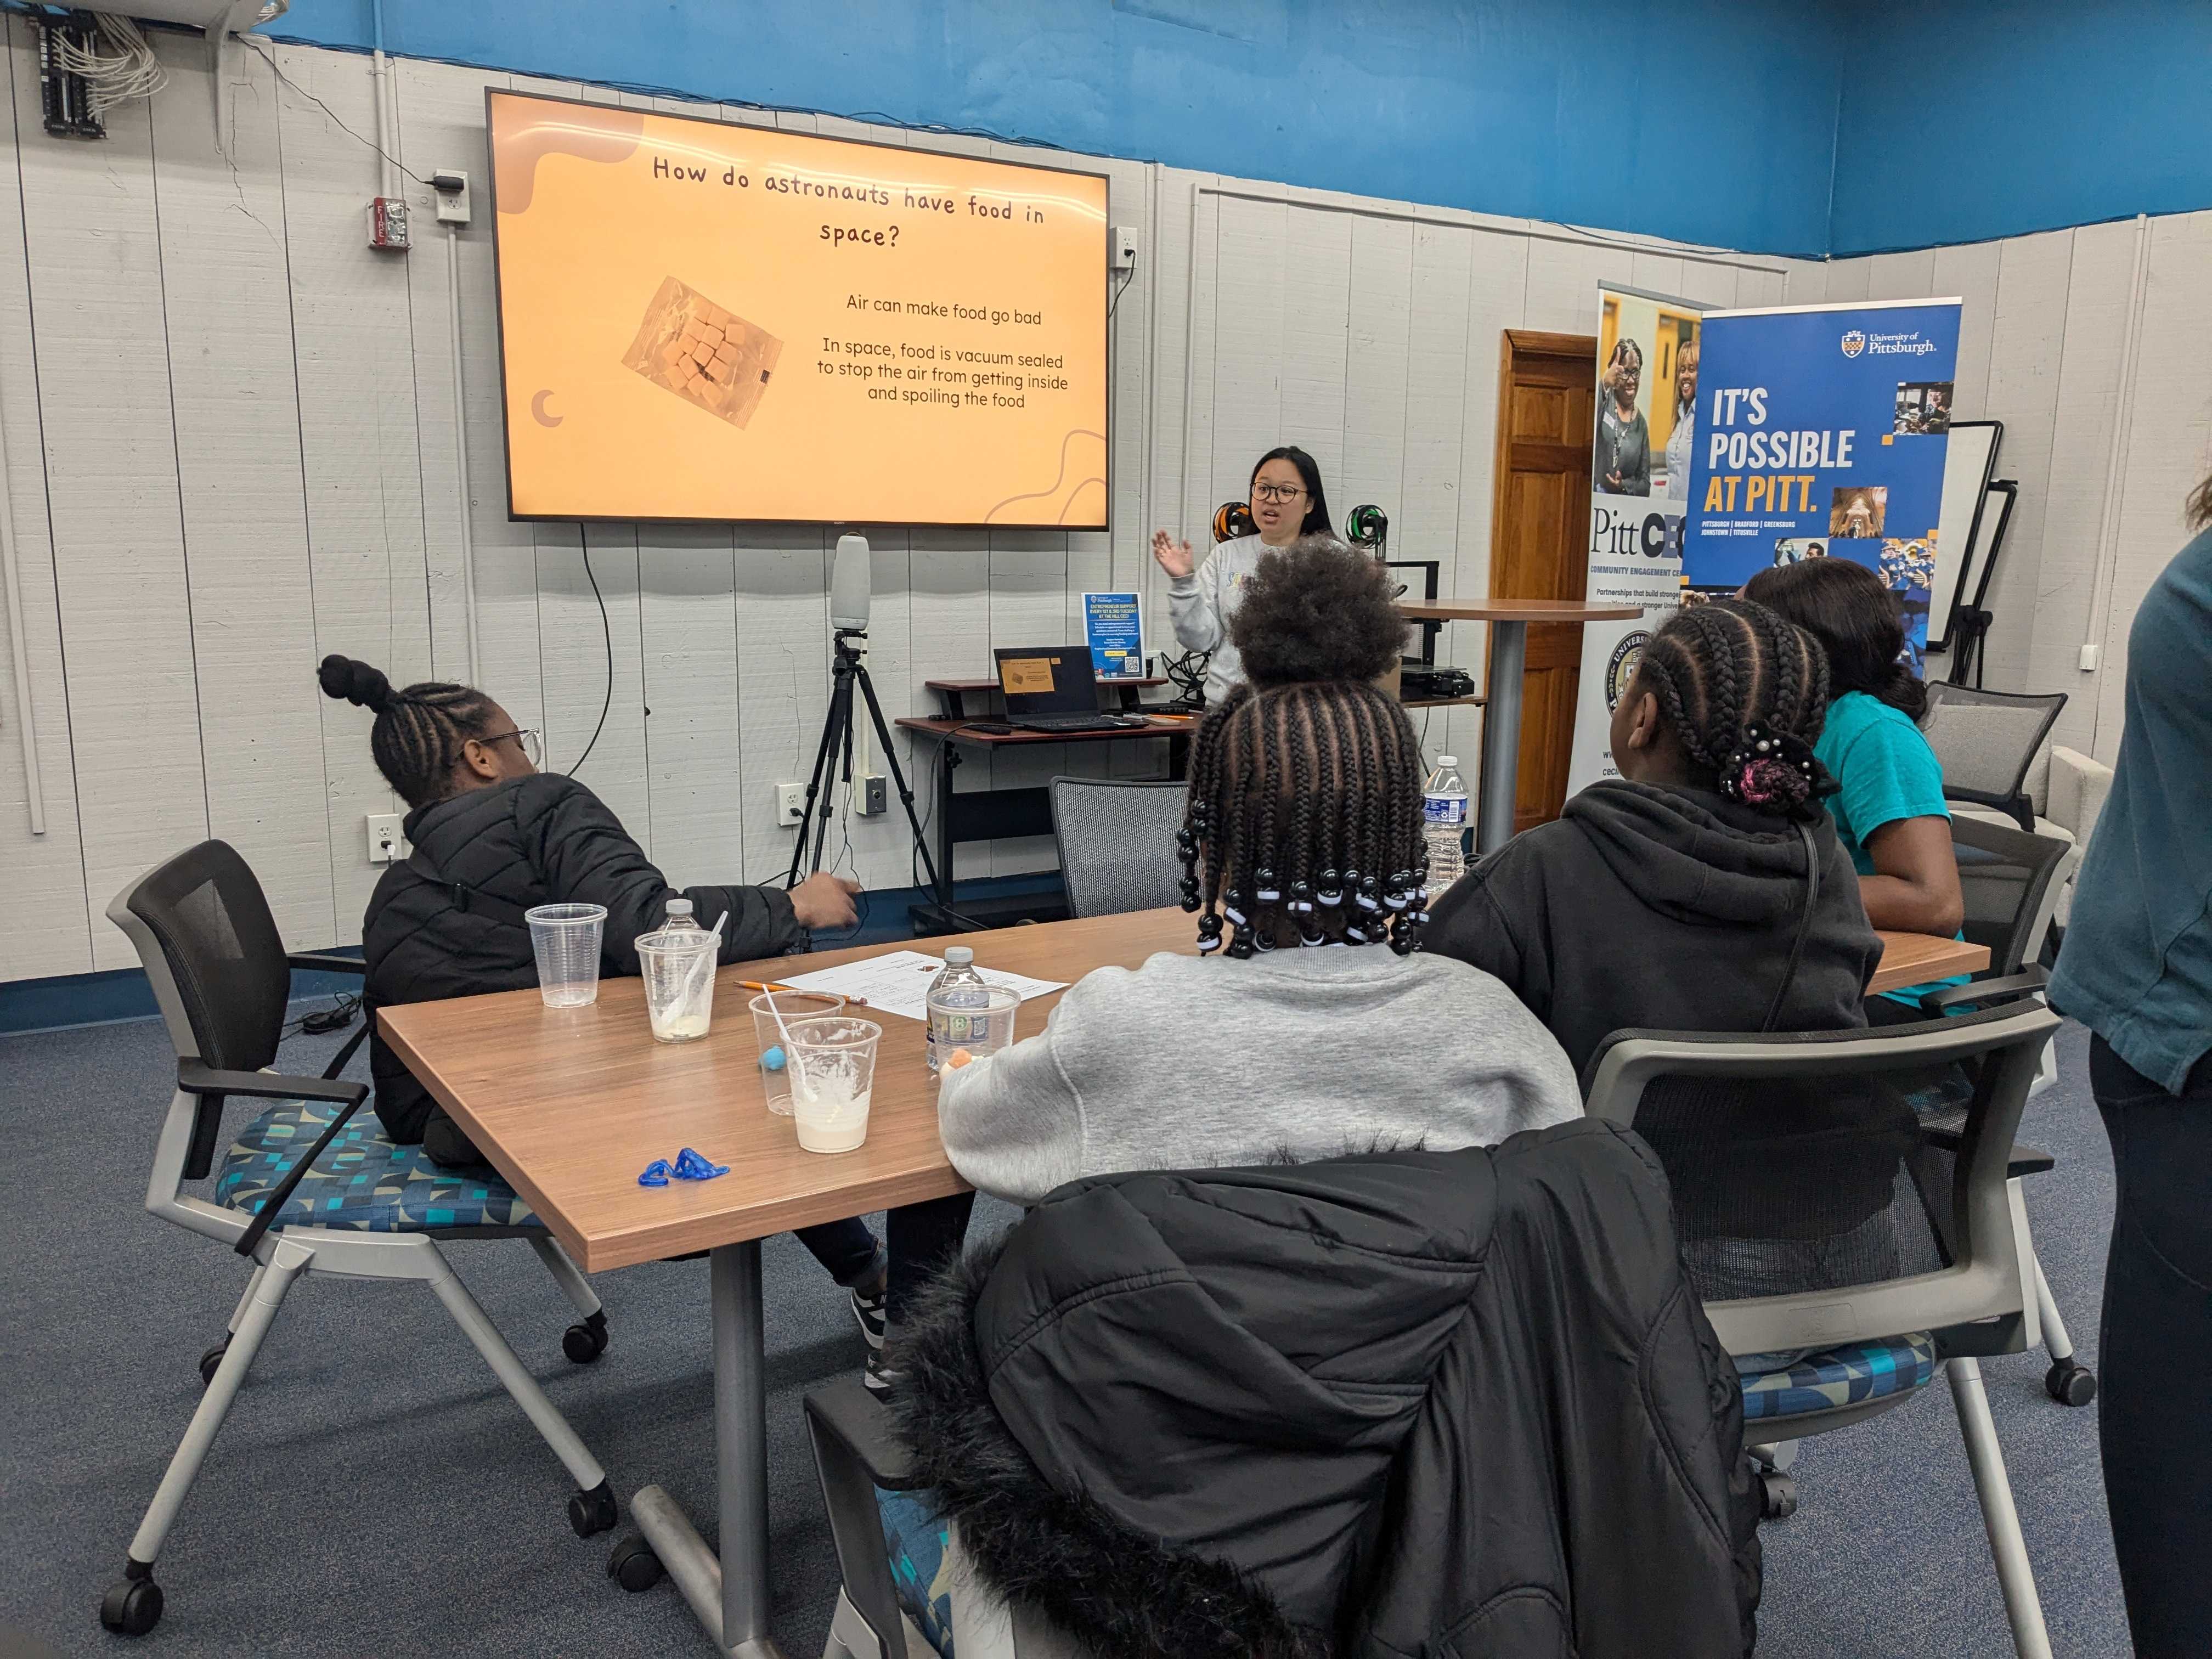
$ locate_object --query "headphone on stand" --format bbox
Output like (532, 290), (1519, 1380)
(1344, 504), (1389, 555)
(1212, 500), (1256, 544)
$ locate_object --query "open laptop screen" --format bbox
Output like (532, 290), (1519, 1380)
(994, 648), (1096, 715)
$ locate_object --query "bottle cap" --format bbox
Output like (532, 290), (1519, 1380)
(666, 898), (695, 917)
(944, 946), (974, 966)
(1436, 755), (1458, 769)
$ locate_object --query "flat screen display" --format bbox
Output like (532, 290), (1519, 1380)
(487, 91), (1110, 527)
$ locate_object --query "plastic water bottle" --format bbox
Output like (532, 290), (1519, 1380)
(926, 946), (989, 1076)
(1423, 755), (1469, 888)
(661, 898), (702, 934)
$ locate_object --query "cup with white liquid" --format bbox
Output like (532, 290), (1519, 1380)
(782, 1015), (881, 1154)
(636, 928), (721, 1043)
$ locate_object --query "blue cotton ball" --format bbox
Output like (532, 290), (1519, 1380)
(761, 1045), (786, 1073)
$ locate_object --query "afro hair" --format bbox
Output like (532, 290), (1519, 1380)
(1227, 536), (1406, 687)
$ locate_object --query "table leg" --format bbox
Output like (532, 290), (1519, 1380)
(1475, 618), (1526, 855)
(935, 742), (958, 910)
(628, 1238), (786, 1658)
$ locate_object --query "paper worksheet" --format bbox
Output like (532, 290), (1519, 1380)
(776, 950), (1068, 1024)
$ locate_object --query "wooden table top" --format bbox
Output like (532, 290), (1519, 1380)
(1398, 599), (1646, 623)
(894, 714), (1191, 746)
(381, 912), (1987, 1273)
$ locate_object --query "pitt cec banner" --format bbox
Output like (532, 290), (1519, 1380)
(1566, 285), (1703, 795)
(1681, 297), (1962, 664)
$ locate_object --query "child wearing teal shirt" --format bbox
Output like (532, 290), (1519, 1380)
(1747, 560), (1967, 1009)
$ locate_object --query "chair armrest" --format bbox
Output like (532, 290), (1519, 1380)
(2047, 746), (2114, 847)
(1943, 786), (2035, 833)
(1918, 968), (2047, 1016)
(805, 1374), (920, 1489)
(287, 951), (366, 975)
(178, 1060), (369, 1108)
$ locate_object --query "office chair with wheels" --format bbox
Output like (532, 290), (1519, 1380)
(1921, 813), (2094, 1405)
(1583, 1001), (2061, 1659)
(95, 840), (617, 1639)
(1924, 682), (2067, 832)
(1047, 776), (1188, 918)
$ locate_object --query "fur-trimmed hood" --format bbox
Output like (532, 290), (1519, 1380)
(893, 1121), (1762, 1658)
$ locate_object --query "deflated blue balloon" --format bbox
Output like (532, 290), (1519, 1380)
(672, 1146), (730, 1181)
(637, 1159), (673, 1188)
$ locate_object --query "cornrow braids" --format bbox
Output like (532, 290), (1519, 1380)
(1178, 677), (1430, 953)
(1631, 599), (1836, 820)
(318, 654), (503, 810)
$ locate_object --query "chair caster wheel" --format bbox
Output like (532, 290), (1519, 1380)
(1759, 1471), (1799, 1521)
(99, 1573), (163, 1636)
(608, 1533), (665, 1593)
(562, 1312), (609, 1364)
(568, 1480), (618, 1539)
(2046, 1358), (2097, 1407)
(198, 1338), (229, 1387)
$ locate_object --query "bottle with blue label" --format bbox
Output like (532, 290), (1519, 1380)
(925, 946), (990, 1075)
(1423, 755), (1469, 888)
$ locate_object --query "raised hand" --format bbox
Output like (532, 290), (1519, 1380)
(1151, 529), (1195, 580)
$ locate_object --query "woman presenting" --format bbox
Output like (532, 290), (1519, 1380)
(1595, 338), (1651, 495)
(1152, 445), (1333, 704)
(1663, 341), (1698, 502)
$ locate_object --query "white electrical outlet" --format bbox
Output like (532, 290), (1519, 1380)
(1111, 224), (1138, 271)
(366, 814), (408, 864)
(776, 782), (808, 827)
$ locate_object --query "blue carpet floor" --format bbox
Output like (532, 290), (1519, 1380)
(0, 1010), (2125, 1656)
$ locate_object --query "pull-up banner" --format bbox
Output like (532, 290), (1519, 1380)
(1681, 297), (1962, 661)
(1565, 285), (1703, 795)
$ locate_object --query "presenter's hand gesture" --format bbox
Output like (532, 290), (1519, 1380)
(790, 872), (862, 932)
(1151, 529), (1195, 581)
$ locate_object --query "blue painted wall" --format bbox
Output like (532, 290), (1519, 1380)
(1829, 2), (2212, 255)
(276, 0), (1848, 257)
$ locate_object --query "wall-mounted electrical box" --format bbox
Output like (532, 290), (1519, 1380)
(1111, 225), (1138, 271)
(431, 169), (471, 225)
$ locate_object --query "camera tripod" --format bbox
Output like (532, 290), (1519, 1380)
(785, 629), (944, 896)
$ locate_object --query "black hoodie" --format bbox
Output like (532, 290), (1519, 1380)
(1427, 779), (1881, 1080)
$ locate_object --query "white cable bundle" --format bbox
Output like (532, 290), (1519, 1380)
(49, 13), (167, 115)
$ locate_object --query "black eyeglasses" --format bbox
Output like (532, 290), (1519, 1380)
(1252, 483), (1306, 504)
(475, 727), (543, 765)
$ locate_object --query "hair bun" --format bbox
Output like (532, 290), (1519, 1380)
(1228, 538), (1404, 687)
(317, 654), (393, 715)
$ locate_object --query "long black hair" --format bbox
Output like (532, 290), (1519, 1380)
(1249, 445), (1333, 537)
(1744, 557), (1926, 724)
(1177, 540), (1425, 956)
(1635, 598), (1833, 820)
(318, 654), (503, 810)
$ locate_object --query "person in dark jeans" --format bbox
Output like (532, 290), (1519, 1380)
(319, 654), (973, 1380)
(2047, 497), (2212, 1652)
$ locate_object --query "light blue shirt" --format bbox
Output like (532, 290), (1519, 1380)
(2051, 529), (2212, 1093)
(1815, 689), (1965, 1005)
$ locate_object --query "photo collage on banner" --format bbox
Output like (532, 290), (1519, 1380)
(1565, 286), (1702, 794)
(1681, 298), (1962, 669)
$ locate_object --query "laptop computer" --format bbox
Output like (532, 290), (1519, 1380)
(993, 647), (1132, 733)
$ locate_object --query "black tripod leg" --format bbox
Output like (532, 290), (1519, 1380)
(789, 659), (849, 887)
(810, 667), (854, 878)
(851, 661), (946, 898)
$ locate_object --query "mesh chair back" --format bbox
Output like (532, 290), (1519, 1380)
(1923, 682), (2066, 817)
(1048, 777), (1188, 918)
(109, 840), (290, 1072)
(1583, 1002), (2057, 1358)
(1949, 815), (2072, 975)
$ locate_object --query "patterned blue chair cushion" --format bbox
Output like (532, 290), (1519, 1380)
(213, 1098), (541, 1234)
(876, 1487), (955, 1657)
(1740, 1332), (1937, 1423)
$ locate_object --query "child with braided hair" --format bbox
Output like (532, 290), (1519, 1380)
(938, 540), (1580, 1205)
(1427, 599), (1883, 1077)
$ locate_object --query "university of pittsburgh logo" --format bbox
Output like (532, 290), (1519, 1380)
(1840, 330), (1866, 359)
(1606, 631), (1650, 711)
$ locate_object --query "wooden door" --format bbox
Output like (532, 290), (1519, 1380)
(1488, 330), (1596, 833)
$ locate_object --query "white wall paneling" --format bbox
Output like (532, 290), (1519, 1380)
(0, 32), (2185, 985)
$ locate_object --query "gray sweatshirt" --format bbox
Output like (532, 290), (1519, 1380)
(1165, 533), (1271, 703)
(935, 946), (1582, 1204)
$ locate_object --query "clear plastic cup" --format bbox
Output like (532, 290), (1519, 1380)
(927, 983), (1020, 1074)
(525, 903), (607, 1007)
(748, 990), (845, 1114)
(636, 928), (720, 1043)
(784, 1015), (881, 1154)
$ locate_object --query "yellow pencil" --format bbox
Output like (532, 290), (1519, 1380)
(735, 978), (868, 1007)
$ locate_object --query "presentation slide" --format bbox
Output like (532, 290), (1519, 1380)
(487, 91), (1109, 527)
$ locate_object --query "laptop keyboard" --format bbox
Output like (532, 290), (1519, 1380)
(1013, 714), (1132, 732)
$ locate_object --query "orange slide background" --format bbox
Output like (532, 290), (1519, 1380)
(489, 91), (1109, 526)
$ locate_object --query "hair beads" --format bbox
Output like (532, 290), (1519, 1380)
(1176, 678), (1430, 955)
(1634, 599), (1834, 822)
